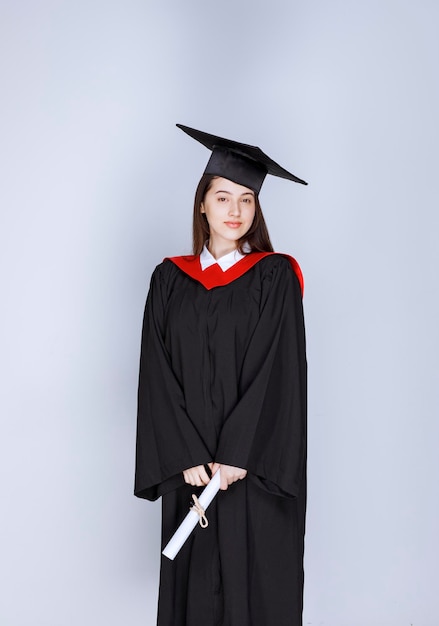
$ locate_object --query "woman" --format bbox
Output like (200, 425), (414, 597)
(135, 124), (308, 626)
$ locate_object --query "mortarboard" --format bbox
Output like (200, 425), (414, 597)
(177, 123), (307, 194)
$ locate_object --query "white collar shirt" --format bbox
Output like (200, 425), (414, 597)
(200, 244), (250, 272)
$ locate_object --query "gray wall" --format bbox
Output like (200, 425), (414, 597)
(1, 1), (438, 624)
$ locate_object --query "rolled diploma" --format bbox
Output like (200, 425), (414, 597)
(162, 469), (221, 561)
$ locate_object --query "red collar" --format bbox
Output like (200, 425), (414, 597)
(165, 252), (304, 295)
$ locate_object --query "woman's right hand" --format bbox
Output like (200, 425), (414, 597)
(183, 464), (213, 487)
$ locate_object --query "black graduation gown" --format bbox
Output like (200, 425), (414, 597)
(135, 253), (307, 626)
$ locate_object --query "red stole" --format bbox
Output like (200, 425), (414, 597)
(166, 252), (304, 296)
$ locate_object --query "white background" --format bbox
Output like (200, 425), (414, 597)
(1, 1), (438, 625)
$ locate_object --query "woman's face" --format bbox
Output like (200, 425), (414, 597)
(201, 177), (256, 252)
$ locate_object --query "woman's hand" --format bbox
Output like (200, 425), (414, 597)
(183, 464), (213, 487)
(211, 463), (247, 491)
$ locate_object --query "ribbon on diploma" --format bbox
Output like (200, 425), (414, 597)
(190, 494), (209, 528)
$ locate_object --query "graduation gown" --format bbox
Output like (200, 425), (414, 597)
(135, 252), (307, 626)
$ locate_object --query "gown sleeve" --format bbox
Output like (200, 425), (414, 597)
(134, 264), (213, 501)
(215, 255), (307, 498)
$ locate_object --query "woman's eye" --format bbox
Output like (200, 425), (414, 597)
(218, 196), (227, 202)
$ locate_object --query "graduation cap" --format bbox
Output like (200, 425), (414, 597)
(177, 123), (307, 194)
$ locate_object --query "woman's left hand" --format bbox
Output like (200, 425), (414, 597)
(211, 463), (247, 491)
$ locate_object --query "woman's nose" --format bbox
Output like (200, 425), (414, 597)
(228, 199), (240, 215)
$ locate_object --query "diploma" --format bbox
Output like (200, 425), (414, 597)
(162, 469), (221, 561)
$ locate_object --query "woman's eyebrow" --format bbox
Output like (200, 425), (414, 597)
(214, 190), (254, 196)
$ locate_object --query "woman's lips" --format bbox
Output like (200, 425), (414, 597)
(224, 222), (242, 229)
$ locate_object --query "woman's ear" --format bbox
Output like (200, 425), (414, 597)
(200, 203), (205, 214)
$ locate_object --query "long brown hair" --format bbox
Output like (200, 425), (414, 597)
(192, 174), (274, 255)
